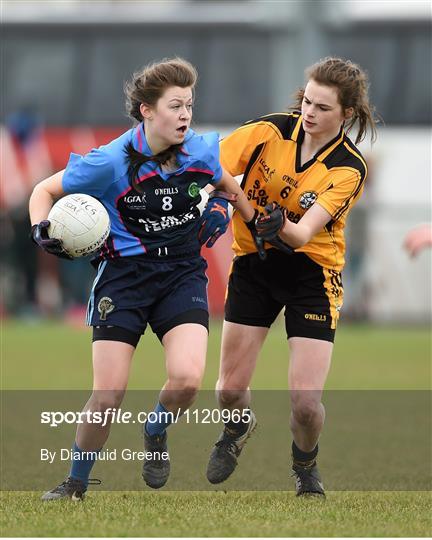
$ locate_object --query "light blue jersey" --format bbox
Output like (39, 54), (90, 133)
(62, 125), (222, 258)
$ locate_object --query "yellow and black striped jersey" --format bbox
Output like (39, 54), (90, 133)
(220, 113), (368, 272)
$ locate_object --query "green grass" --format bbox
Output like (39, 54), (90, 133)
(1, 491), (431, 537)
(2, 320), (431, 390)
(1, 320), (431, 536)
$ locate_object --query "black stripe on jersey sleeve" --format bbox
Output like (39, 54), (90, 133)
(325, 220), (335, 232)
(333, 171), (364, 222)
(322, 137), (367, 181)
(240, 143), (264, 190)
(322, 137), (367, 222)
(243, 113), (300, 141)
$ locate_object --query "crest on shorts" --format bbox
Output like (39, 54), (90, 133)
(298, 191), (318, 209)
(98, 297), (115, 321)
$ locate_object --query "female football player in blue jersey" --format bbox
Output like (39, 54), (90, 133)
(29, 57), (255, 500)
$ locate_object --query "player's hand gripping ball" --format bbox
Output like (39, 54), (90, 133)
(30, 220), (74, 260)
(31, 194), (110, 259)
(199, 190), (237, 248)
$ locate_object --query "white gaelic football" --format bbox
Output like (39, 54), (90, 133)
(48, 194), (110, 258)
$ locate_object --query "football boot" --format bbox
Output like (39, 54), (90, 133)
(142, 425), (170, 489)
(41, 477), (101, 501)
(206, 410), (257, 484)
(292, 462), (325, 497)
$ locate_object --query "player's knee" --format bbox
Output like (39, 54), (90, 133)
(291, 396), (320, 426)
(89, 389), (125, 412)
(170, 375), (202, 401)
(217, 387), (248, 408)
(176, 385), (199, 406)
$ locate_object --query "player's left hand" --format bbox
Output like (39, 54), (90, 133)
(199, 191), (236, 248)
(245, 209), (267, 260)
(256, 203), (294, 256)
(255, 202), (286, 240)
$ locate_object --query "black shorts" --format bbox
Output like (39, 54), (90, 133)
(87, 252), (209, 346)
(225, 250), (343, 343)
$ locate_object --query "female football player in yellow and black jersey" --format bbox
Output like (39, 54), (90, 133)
(206, 57), (378, 496)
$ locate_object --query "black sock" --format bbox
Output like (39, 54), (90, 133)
(292, 441), (318, 467)
(224, 408), (251, 436)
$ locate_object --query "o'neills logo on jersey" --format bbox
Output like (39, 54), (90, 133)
(155, 187), (179, 196)
(258, 158), (275, 182)
(298, 191), (318, 209)
(282, 175), (299, 188)
(124, 194), (147, 208)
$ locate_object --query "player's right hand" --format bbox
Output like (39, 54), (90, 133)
(30, 220), (73, 260)
(245, 210), (267, 261)
(199, 191), (238, 248)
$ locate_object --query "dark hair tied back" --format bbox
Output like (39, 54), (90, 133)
(290, 57), (379, 144)
(124, 141), (183, 191)
(123, 57), (198, 192)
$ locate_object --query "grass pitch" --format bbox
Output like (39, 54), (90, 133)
(1, 320), (431, 536)
(2, 319), (430, 390)
(1, 491), (431, 537)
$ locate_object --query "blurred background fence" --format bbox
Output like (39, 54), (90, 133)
(1, 0), (431, 323)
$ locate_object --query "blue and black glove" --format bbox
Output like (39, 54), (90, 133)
(199, 190), (237, 248)
(255, 203), (294, 256)
(30, 220), (73, 260)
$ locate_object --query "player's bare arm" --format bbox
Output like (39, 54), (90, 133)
(279, 203), (332, 249)
(256, 201), (332, 250)
(214, 168), (255, 223)
(29, 170), (65, 225)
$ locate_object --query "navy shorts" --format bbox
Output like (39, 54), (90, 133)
(86, 252), (209, 346)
